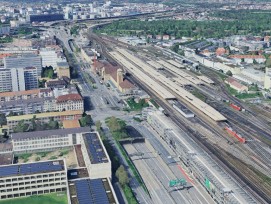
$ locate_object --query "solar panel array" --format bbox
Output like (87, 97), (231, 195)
(0, 161), (64, 178)
(75, 179), (110, 204)
(84, 133), (108, 164)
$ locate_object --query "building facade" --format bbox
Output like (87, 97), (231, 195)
(0, 160), (67, 200)
(11, 127), (89, 152)
(7, 110), (83, 131)
(0, 69), (12, 92)
(81, 132), (111, 179)
(4, 55), (42, 76)
(11, 67), (38, 92)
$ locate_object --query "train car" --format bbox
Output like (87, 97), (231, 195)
(230, 103), (242, 111)
(225, 126), (246, 143)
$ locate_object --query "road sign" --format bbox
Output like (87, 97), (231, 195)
(169, 178), (187, 187)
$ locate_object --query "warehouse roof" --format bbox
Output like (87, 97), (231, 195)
(0, 160), (65, 178)
(11, 127), (90, 140)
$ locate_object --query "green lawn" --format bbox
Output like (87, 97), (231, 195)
(0, 193), (68, 204)
(226, 84), (263, 99)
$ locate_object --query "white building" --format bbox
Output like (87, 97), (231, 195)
(0, 160), (67, 200)
(81, 132), (111, 179)
(11, 127), (90, 152)
(40, 48), (66, 68)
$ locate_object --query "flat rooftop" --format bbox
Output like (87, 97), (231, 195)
(83, 133), (109, 164)
(0, 153), (13, 165)
(0, 160), (65, 178)
(7, 110), (83, 122)
(12, 127), (90, 140)
(63, 120), (81, 129)
(69, 178), (117, 204)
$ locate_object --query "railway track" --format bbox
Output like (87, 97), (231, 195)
(126, 74), (269, 204)
(90, 33), (270, 203)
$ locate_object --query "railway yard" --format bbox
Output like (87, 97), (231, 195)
(87, 30), (271, 204)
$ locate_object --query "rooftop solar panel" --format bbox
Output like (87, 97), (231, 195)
(75, 179), (110, 204)
(83, 133), (108, 164)
(0, 160), (64, 178)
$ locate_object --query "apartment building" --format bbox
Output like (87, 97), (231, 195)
(7, 110), (83, 130)
(0, 160), (67, 200)
(0, 88), (83, 115)
(56, 94), (84, 111)
(81, 132), (111, 179)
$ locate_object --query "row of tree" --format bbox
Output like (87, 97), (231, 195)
(96, 10), (271, 39)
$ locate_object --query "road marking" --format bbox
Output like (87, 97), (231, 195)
(177, 164), (195, 185)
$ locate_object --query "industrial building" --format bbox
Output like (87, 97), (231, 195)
(11, 127), (90, 152)
(0, 160), (67, 200)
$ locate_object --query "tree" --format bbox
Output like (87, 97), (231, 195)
(108, 117), (122, 132)
(0, 114), (7, 127)
(95, 120), (102, 131)
(116, 165), (129, 187)
(226, 70), (233, 76)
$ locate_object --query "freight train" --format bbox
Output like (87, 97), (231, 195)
(225, 126), (246, 143)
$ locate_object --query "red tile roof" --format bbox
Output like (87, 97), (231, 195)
(56, 94), (82, 103)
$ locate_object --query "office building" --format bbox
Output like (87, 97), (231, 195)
(0, 67), (38, 93)
(11, 67), (38, 92)
(4, 55), (42, 76)
(69, 178), (119, 204)
(0, 69), (12, 92)
(0, 160), (67, 200)
(11, 127), (90, 152)
(27, 14), (64, 23)
(81, 132), (111, 179)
